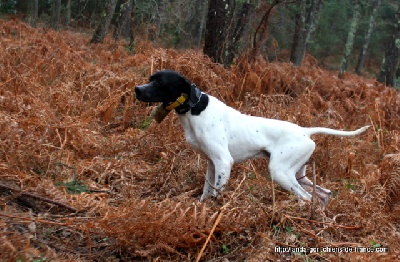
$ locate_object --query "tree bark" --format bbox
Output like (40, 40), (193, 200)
(355, 0), (382, 75)
(29, 0), (39, 28)
(290, 0), (323, 67)
(290, 0), (307, 66)
(196, 0), (208, 48)
(90, 0), (118, 44)
(378, 5), (400, 87)
(113, 0), (132, 40)
(66, 0), (72, 27)
(155, 0), (168, 37)
(203, 0), (235, 67)
(305, 0), (323, 50)
(128, 0), (136, 49)
(338, 0), (361, 78)
(220, 1), (253, 66)
(51, 0), (61, 30)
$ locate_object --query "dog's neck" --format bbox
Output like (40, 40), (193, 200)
(163, 83), (207, 115)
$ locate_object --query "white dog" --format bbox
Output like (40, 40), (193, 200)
(135, 70), (369, 205)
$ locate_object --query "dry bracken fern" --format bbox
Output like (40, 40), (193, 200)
(380, 154), (400, 209)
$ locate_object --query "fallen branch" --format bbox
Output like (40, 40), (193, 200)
(0, 183), (78, 213)
(0, 212), (77, 228)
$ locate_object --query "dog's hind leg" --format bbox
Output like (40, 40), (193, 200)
(267, 138), (317, 202)
(268, 161), (312, 202)
(296, 164), (332, 206)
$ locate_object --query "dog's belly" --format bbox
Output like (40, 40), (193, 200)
(230, 148), (270, 163)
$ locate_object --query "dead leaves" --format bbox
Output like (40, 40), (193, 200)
(0, 18), (399, 261)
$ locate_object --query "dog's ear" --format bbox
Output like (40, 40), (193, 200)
(182, 75), (191, 86)
(187, 84), (202, 107)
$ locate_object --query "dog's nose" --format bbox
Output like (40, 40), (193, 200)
(135, 86), (143, 99)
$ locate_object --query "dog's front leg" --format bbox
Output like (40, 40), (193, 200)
(211, 157), (233, 195)
(200, 160), (216, 201)
(200, 157), (233, 200)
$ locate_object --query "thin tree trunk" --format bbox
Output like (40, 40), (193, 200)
(223, 1), (253, 66)
(250, 0), (281, 62)
(305, 0), (323, 49)
(291, 0), (323, 67)
(290, 0), (307, 66)
(196, 0), (208, 48)
(128, 0), (136, 49)
(66, 0), (72, 27)
(355, 0), (382, 75)
(113, 0), (131, 40)
(378, 5), (400, 86)
(155, 0), (168, 37)
(52, 0), (61, 30)
(338, 0), (361, 78)
(90, 0), (118, 44)
(29, 0), (39, 28)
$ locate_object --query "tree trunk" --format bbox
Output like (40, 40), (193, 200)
(225, 3), (253, 65)
(29, 0), (39, 28)
(290, 0), (323, 67)
(196, 0), (208, 48)
(66, 0), (72, 27)
(128, 0), (136, 49)
(305, 0), (323, 50)
(338, 0), (361, 78)
(290, 0), (307, 66)
(203, 0), (235, 67)
(355, 0), (381, 75)
(51, 0), (61, 30)
(250, 0), (281, 62)
(113, 0), (132, 40)
(378, 5), (400, 87)
(155, 0), (168, 37)
(90, 0), (118, 44)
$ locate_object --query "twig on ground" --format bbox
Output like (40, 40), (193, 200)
(284, 214), (363, 230)
(0, 183), (78, 212)
(196, 173), (247, 262)
(310, 161), (316, 219)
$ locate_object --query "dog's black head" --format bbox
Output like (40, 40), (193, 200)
(135, 70), (191, 103)
(135, 70), (207, 115)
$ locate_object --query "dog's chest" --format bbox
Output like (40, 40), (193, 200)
(178, 114), (216, 152)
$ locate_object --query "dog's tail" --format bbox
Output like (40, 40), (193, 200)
(304, 125), (370, 137)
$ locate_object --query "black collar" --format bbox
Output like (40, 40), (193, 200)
(165, 84), (203, 114)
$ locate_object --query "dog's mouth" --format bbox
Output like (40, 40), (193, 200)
(135, 84), (183, 123)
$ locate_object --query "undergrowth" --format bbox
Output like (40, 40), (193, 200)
(0, 19), (399, 261)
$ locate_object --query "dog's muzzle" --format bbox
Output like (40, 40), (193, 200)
(134, 85), (146, 101)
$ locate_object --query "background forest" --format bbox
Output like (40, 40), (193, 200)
(1, 0), (399, 87)
(0, 0), (400, 261)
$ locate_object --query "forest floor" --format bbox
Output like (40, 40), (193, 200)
(1, 18), (400, 261)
